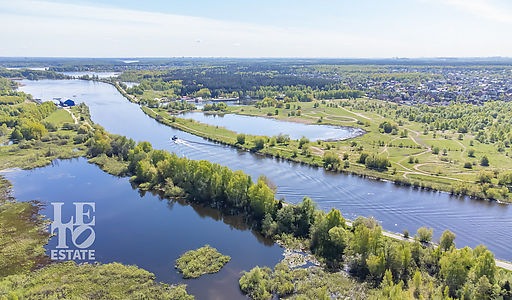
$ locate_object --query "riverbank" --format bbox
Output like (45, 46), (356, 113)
(7, 75), (512, 300)
(0, 94), (195, 298)
(109, 79), (511, 203)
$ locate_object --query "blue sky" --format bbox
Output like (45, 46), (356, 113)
(1, 0), (512, 57)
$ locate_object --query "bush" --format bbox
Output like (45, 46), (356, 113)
(175, 245), (231, 278)
(480, 155), (489, 166)
(364, 153), (390, 170)
(415, 227), (433, 243)
(298, 136), (309, 149)
(239, 267), (272, 300)
(357, 152), (368, 164)
(253, 137), (265, 150)
(236, 133), (246, 145)
(323, 151), (341, 170)
(477, 170), (494, 183)
(275, 134), (290, 144)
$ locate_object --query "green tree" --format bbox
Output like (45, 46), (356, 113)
(248, 178), (276, 219)
(10, 128), (23, 141)
(236, 133), (246, 145)
(295, 196), (316, 237)
(298, 136), (309, 149)
(440, 230), (456, 251)
(366, 253), (386, 281)
(195, 88), (211, 99)
(474, 275), (495, 300)
(440, 247), (473, 297)
(253, 137), (265, 151)
(477, 170), (494, 183)
(20, 121), (47, 140)
(239, 267), (272, 300)
(261, 213), (277, 237)
(472, 250), (496, 284)
(310, 208), (346, 260)
(323, 151), (341, 170)
(415, 227), (433, 243)
(328, 226), (348, 261)
(413, 270), (422, 298)
(480, 155), (489, 166)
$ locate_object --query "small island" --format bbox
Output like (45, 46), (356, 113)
(175, 245), (231, 279)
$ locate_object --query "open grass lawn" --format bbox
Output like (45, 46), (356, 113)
(43, 109), (73, 125)
(136, 96), (512, 201)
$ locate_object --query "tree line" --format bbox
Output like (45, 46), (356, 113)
(83, 125), (511, 300)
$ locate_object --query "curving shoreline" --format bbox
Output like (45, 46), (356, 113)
(105, 79), (508, 204)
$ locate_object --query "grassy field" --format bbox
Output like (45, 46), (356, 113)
(116, 79), (512, 202)
(43, 109), (74, 125)
(224, 100), (512, 197)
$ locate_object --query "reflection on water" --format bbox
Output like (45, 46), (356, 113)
(179, 111), (363, 141)
(16, 79), (512, 263)
(5, 158), (282, 300)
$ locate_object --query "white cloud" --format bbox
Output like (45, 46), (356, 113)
(0, 0), (397, 57)
(0, 0), (511, 57)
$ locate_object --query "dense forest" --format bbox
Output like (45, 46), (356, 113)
(117, 66), (363, 103)
(0, 68), (70, 80)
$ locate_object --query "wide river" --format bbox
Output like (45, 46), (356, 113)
(11, 78), (512, 292)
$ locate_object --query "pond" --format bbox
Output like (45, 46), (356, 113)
(178, 111), (364, 141)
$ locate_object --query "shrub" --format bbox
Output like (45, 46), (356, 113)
(236, 133), (246, 145)
(323, 151), (341, 170)
(175, 245), (231, 279)
(480, 156), (489, 166)
(253, 137), (265, 150)
(415, 227), (433, 243)
(364, 154), (390, 170)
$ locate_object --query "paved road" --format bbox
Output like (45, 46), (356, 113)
(346, 221), (512, 271)
(380, 230), (512, 271)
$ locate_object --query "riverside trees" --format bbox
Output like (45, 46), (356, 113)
(84, 124), (512, 300)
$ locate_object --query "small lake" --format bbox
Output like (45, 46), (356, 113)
(179, 111), (364, 141)
(4, 158), (282, 300)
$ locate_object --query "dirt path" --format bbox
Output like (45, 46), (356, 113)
(454, 140), (467, 160)
(379, 136), (402, 155)
(64, 108), (78, 124)
(309, 146), (325, 156)
(339, 106), (371, 120)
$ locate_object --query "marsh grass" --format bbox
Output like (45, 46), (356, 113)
(175, 245), (231, 279)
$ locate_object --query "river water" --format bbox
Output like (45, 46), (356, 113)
(5, 158), (280, 299)
(178, 111), (363, 141)
(14, 80), (512, 269)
